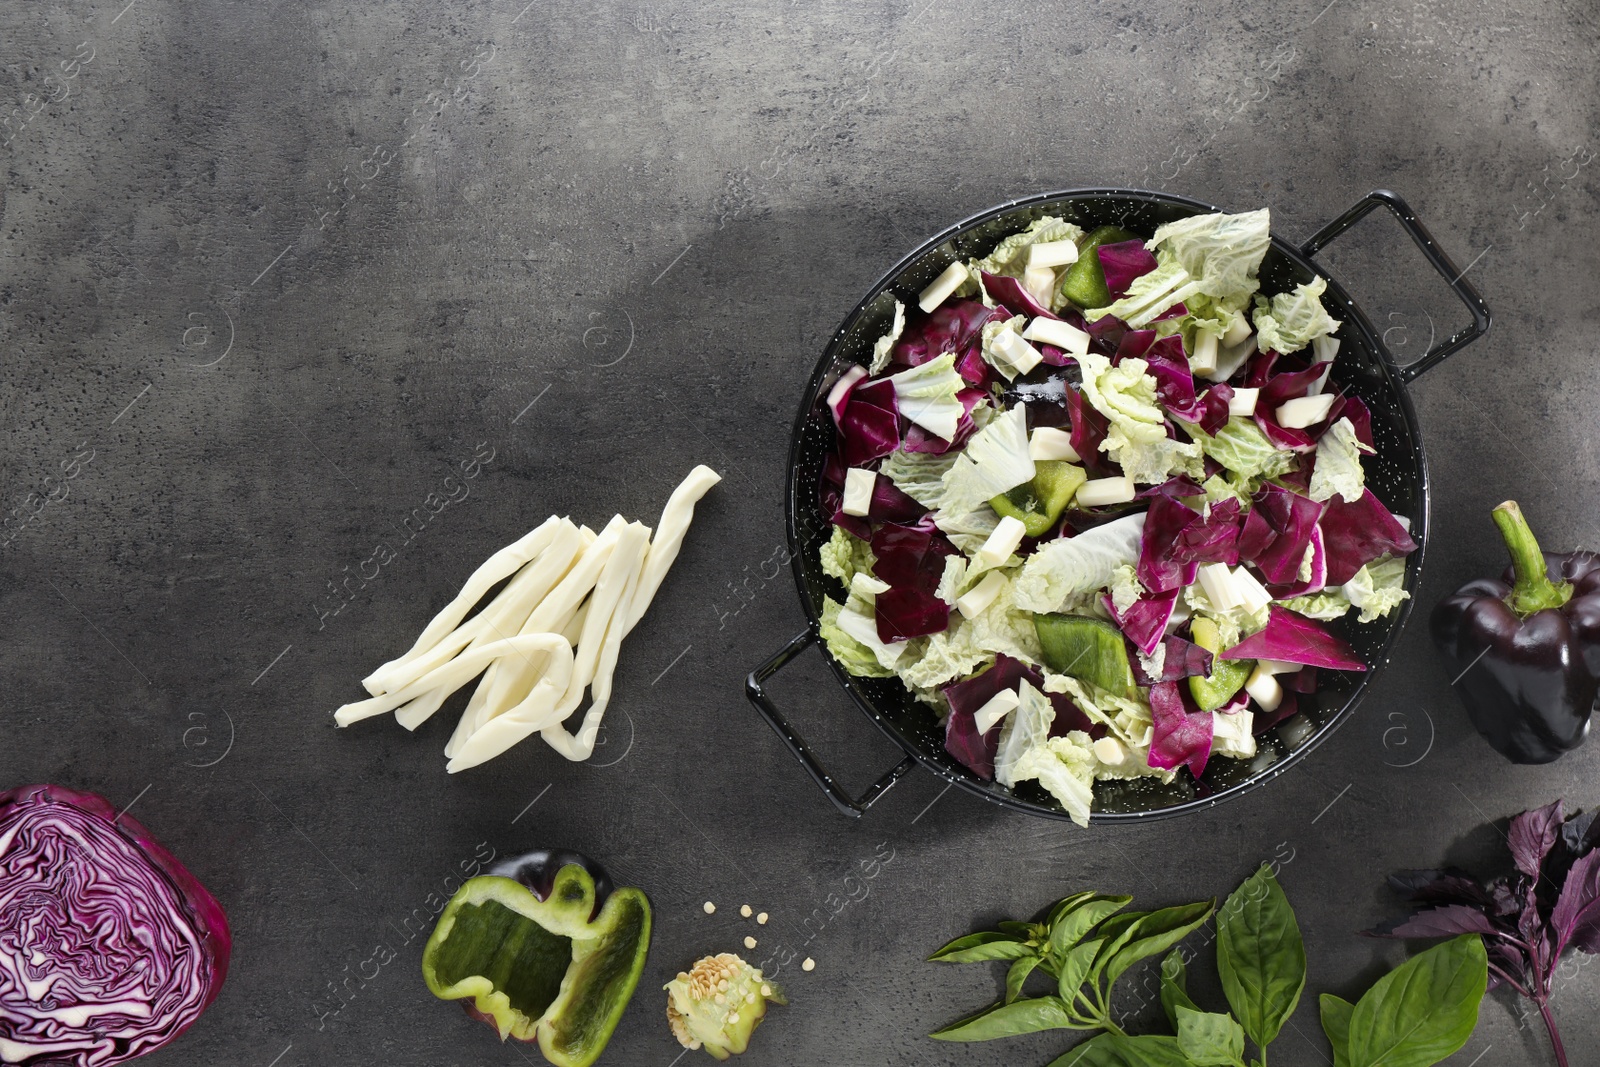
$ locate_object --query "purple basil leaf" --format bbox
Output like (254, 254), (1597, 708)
(1098, 240), (1159, 299)
(1552, 850), (1600, 957)
(1388, 869), (1496, 908)
(1367, 905), (1501, 940)
(1148, 681), (1213, 778)
(1222, 606), (1367, 672)
(1321, 489), (1418, 586)
(1510, 799), (1566, 879)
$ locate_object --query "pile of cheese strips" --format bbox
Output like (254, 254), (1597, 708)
(334, 465), (720, 771)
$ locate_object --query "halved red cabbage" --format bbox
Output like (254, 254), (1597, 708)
(832, 377), (901, 467)
(1148, 682), (1214, 778)
(1105, 588), (1180, 656)
(0, 784), (231, 1067)
(1321, 488), (1417, 585)
(1130, 636), (1214, 685)
(982, 271), (1058, 321)
(1236, 483), (1327, 585)
(1221, 606), (1367, 671)
(1098, 240), (1159, 299)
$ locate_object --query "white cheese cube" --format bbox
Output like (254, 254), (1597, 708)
(918, 262), (969, 313)
(975, 515), (1028, 569)
(1227, 387), (1260, 416)
(1023, 266), (1057, 307)
(1244, 664), (1283, 713)
(1075, 475), (1136, 508)
(1189, 331), (1219, 377)
(841, 467), (877, 517)
(1258, 659), (1301, 675)
(1222, 318), (1253, 348)
(973, 688), (1020, 734)
(991, 330), (1044, 377)
(1231, 566), (1274, 614)
(1028, 239), (1080, 269)
(1204, 335), (1256, 383)
(956, 570), (1008, 620)
(1275, 394), (1337, 429)
(1028, 426), (1081, 462)
(1197, 562), (1240, 610)
(1022, 316), (1091, 355)
(1092, 736), (1128, 765)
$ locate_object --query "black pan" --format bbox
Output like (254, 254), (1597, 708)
(746, 189), (1490, 822)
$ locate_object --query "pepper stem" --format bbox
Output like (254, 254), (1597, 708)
(1492, 501), (1572, 616)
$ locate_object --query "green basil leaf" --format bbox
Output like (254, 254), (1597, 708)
(929, 930), (1036, 963)
(1160, 948), (1200, 1031)
(930, 995), (1077, 1042)
(1058, 938), (1106, 1012)
(1048, 891), (1098, 926)
(1000, 920), (1040, 937)
(1050, 895), (1134, 957)
(1346, 935), (1487, 1067)
(1006, 954), (1042, 1004)
(1101, 900), (1215, 989)
(1176, 1005), (1246, 1067)
(1045, 1033), (1192, 1067)
(1320, 993), (1354, 1067)
(1217, 864), (1306, 1048)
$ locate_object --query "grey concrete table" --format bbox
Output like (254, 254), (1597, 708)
(2, 0), (1597, 1064)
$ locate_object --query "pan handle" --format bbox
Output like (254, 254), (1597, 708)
(745, 628), (919, 819)
(1300, 189), (1492, 383)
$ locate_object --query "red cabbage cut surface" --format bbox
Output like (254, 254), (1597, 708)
(1097, 240), (1159, 299)
(1236, 483), (1327, 585)
(1321, 488), (1417, 585)
(825, 365), (867, 424)
(1104, 588), (1180, 656)
(1148, 682), (1214, 778)
(1221, 606), (1367, 671)
(833, 377), (901, 467)
(981, 271), (1058, 321)
(0, 784), (230, 1067)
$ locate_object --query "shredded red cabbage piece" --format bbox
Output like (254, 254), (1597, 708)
(1148, 682), (1214, 778)
(1105, 588), (1180, 657)
(891, 298), (999, 372)
(0, 784), (230, 1067)
(1266, 524), (1327, 599)
(1237, 483), (1328, 585)
(1064, 384), (1114, 478)
(1327, 393), (1375, 448)
(1222, 605), (1367, 671)
(1321, 487), (1417, 585)
(1113, 328), (1157, 364)
(818, 455), (871, 539)
(834, 377), (902, 467)
(1085, 314), (1127, 355)
(1130, 636), (1215, 685)
(871, 520), (955, 642)
(875, 585), (950, 642)
(942, 656), (1039, 779)
(902, 387), (986, 455)
(982, 271), (1058, 321)
(1138, 495), (1244, 594)
(1193, 384), (1234, 435)
(1098, 240), (1159, 299)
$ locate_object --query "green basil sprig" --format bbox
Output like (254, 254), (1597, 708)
(929, 892), (1213, 1040)
(928, 865), (1488, 1067)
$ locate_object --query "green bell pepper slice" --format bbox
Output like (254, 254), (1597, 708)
(422, 863), (651, 1067)
(1058, 225), (1139, 310)
(989, 461), (1088, 538)
(1034, 613), (1137, 697)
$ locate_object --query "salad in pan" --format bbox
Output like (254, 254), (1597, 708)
(816, 208), (1417, 825)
